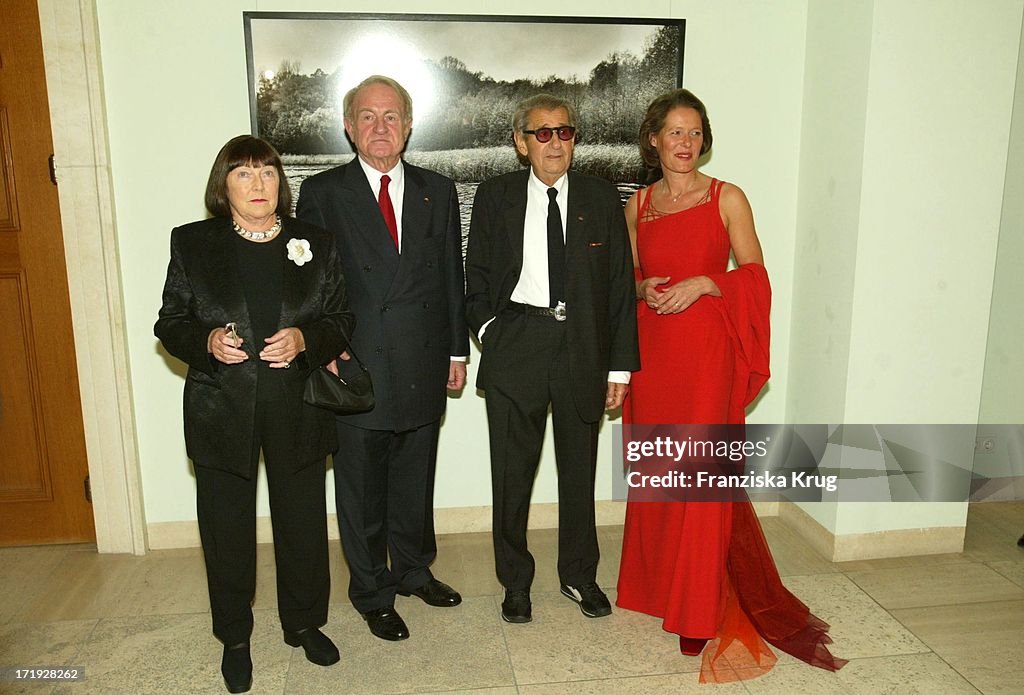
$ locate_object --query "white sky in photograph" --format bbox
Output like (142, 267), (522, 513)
(249, 17), (661, 84)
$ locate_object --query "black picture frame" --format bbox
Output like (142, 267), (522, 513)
(243, 12), (684, 227)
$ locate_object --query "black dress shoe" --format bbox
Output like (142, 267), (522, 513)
(501, 589), (532, 624)
(221, 642), (252, 694)
(560, 582), (612, 618)
(398, 578), (462, 607)
(361, 606), (410, 641)
(283, 627), (340, 666)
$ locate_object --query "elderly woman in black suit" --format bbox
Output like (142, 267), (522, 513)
(155, 135), (353, 693)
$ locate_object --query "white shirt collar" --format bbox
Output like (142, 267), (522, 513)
(357, 156), (404, 192)
(528, 169), (567, 199)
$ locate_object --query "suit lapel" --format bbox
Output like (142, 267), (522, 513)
(565, 171), (586, 271)
(205, 218), (255, 354)
(502, 171), (528, 281)
(399, 164), (431, 277)
(339, 161), (400, 277)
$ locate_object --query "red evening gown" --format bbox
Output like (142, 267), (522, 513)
(616, 180), (846, 682)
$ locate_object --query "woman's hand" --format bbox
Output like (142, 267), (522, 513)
(638, 275), (670, 307)
(260, 327), (305, 368)
(652, 275), (720, 315)
(207, 327), (249, 364)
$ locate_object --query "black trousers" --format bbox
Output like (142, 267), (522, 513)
(195, 400), (330, 646)
(483, 311), (601, 591)
(334, 419), (440, 613)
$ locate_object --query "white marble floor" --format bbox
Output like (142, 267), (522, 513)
(1, 503), (1022, 694)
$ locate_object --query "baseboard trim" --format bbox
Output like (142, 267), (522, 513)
(147, 499), (962, 558)
(147, 500), (635, 550)
(778, 502), (966, 561)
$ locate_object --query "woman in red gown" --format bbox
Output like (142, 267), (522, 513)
(616, 89), (846, 682)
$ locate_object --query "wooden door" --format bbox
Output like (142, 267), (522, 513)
(0, 0), (95, 545)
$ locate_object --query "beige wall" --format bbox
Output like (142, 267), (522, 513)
(789, 0), (1023, 537)
(93, 0), (806, 532)
(47, 0), (1024, 551)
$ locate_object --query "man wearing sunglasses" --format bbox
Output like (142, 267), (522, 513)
(465, 94), (639, 625)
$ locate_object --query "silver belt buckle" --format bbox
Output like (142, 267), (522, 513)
(553, 301), (567, 322)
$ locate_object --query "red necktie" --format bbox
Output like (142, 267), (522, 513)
(378, 174), (399, 250)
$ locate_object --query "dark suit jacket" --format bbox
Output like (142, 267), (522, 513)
(154, 216), (353, 477)
(465, 169), (640, 423)
(296, 160), (469, 432)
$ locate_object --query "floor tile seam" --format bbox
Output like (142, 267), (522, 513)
(984, 558), (1024, 572)
(74, 617), (103, 659)
(731, 663), (855, 695)
(967, 512), (1024, 536)
(840, 558), (1000, 581)
(18, 618), (100, 695)
(869, 589), (1024, 611)
(492, 593), (521, 692)
(985, 561), (1024, 590)
(887, 596), (1024, 617)
(880, 608), (1003, 693)
(834, 556), (976, 573)
(757, 657), (983, 694)
(512, 669), (708, 689)
(841, 569), (969, 614)
(916, 649), (986, 694)
(794, 570), (893, 617)
(280, 645), (295, 695)
(774, 568), (844, 579)
(25, 608), (216, 624)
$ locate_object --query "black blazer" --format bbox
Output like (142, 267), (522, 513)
(154, 216), (353, 477)
(296, 160), (469, 432)
(465, 169), (640, 423)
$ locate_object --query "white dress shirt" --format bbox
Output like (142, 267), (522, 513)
(357, 156), (405, 251)
(481, 169), (627, 384)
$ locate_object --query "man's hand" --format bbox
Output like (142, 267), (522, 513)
(447, 360), (467, 391)
(605, 382), (628, 410)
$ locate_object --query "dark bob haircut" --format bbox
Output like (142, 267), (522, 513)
(204, 135), (292, 218)
(638, 89), (713, 175)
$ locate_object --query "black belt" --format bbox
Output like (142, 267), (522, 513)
(506, 301), (567, 321)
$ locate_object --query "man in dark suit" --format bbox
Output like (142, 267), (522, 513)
(465, 94), (639, 624)
(297, 75), (468, 641)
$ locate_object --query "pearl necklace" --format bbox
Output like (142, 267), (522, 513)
(233, 215), (282, 241)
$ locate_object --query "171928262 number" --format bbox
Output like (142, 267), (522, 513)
(0, 667), (84, 682)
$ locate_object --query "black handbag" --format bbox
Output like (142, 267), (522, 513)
(303, 332), (375, 414)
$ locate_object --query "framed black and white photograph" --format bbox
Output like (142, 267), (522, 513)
(244, 12), (685, 230)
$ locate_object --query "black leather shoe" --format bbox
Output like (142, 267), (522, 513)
(501, 589), (532, 624)
(560, 582), (612, 618)
(221, 642), (252, 693)
(361, 607), (410, 641)
(283, 627), (340, 666)
(398, 578), (462, 607)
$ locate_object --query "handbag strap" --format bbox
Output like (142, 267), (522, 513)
(335, 323), (369, 371)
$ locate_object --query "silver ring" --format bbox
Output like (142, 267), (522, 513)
(284, 361), (291, 368)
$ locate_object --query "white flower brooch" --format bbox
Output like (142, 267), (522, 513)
(286, 238), (312, 266)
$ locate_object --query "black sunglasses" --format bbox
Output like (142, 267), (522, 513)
(522, 126), (576, 143)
